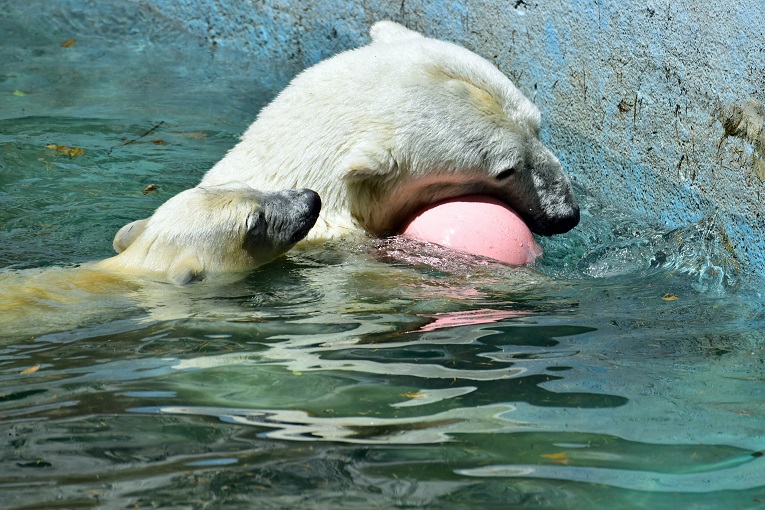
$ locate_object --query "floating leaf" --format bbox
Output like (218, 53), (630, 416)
(662, 293), (679, 301)
(46, 144), (84, 157)
(20, 365), (40, 375)
(142, 184), (160, 195)
(541, 452), (570, 464)
(13, 90), (26, 97)
(61, 38), (77, 48)
(151, 139), (165, 145)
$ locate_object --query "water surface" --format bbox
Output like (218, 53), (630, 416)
(1, 3), (764, 509)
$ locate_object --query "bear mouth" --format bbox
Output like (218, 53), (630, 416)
(355, 175), (578, 238)
(352, 176), (529, 237)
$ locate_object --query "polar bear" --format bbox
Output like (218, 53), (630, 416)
(103, 183), (321, 283)
(198, 21), (579, 241)
(0, 183), (320, 337)
(3, 183), (320, 292)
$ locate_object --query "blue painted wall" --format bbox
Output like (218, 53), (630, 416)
(150, 0), (765, 279)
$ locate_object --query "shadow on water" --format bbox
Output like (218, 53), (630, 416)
(1, 2), (765, 509)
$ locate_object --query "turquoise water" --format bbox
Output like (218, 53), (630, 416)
(2, 4), (765, 509)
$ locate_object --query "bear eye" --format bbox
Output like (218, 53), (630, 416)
(496, 166), (519, 180)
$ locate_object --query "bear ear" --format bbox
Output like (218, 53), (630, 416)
(113, 218), (149, 253)
(341, 141), (396, 182)
(369, 21), (424, 44)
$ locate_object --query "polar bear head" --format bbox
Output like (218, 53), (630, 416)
(101, 184), (321, 283)
(342, 22), (580, 237)
(201, 21), (578, 241)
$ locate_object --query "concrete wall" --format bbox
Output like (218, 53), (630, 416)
(154, 0), (765, 279)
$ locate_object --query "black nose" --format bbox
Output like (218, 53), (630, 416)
(300, 188), (322, 218)
(557, 206), (580, 233)
(532, 206), (580, 236)
(286, 189), (322, 244)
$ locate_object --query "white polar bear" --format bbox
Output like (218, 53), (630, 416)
(3, 183), (320, 297)
(104, 183), (321, 283)
(0, 183), (320, 336)
(199, 21), (579, 241)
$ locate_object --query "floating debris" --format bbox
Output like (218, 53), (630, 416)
(142, 184), (160, 195)
(46, 144), (84, 157)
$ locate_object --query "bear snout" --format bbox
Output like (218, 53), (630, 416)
(287, 188), (322, 244)
(530, 203), (580, 236)
(300, 188), (322, 219)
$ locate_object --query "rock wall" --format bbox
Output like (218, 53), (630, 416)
(153, 0), (765, 278)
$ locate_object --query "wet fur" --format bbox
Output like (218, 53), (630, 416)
(199, 21), (579, 240)
(0, 184), (320, 336)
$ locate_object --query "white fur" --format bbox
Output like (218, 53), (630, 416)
(0, 183), (320, 336)
(201, 21), (579, 240)
(101, 184), (319, 283)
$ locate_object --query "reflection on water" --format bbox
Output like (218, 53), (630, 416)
(2, 247), (763, 508)
(1, 2), (765, 509)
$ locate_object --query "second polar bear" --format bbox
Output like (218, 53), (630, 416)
(0, 184), (321, 337)
(107, 184), (321, 283)
(203, 21), (579, 241)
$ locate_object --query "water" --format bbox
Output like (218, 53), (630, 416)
(2, 3), (765, 509)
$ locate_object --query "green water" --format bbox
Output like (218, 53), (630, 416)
(2, 3), (764, 509)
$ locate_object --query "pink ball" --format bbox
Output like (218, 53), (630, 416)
(400, 195), (543, 265)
